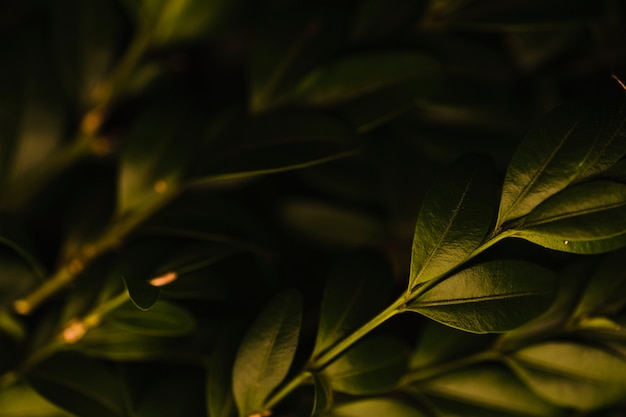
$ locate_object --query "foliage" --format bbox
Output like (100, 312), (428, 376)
(1, 0), (626, 416)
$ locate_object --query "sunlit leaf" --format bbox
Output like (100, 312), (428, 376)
(313, 252), (394, 359)
(329, 398), (427, 417)
(410, 155), (497, 289)
(407, 260), (557, 333)
(323, 335), (408, 395)
(233, 290), (302, 417)
(507, 340), (626, 410)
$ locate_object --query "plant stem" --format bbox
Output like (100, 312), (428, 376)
(263, 371), (312, 410)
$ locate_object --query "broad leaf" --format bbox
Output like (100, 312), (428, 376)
(409, 155), (497, 289)
(323, 335), (408, 395)
(311, 372), (333, 417)
(291, 52), (440, 106)
(511, 180), (626, 253)
(498, 100), (626, 225)
(420, 364), (563, 417)
(329, 399), (427, 417)
(507, 340), (626, 410)
(27, 352), (126, 417)
(106, 300), (195, 337)
(407, 260), (557, 333)
(313, 252), (394, 358)
(233, 290), (302, 417)
(0, 383), (73, 417)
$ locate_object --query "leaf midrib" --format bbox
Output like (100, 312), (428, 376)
(520, 199), (626, 229)
(414, 290), (550, 307)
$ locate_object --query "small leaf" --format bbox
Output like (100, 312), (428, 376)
(311, 372), (333, 417)
(233, 290), (302, 417)
(106, 300), (194, 337)
(329, 398), (427, 417)
(0, 383), (73, 417)
(313, 252), (394, 358)
(511, 180), (626, 253)
(323, 335), (408, 395)
(410, 155), (498, 289)
(420, 364), (563, 417)
(498, 100), (626, 225)
(507, 340), (626, 410)
(407, 260), (557, 333)
(26, 352), (126, 417)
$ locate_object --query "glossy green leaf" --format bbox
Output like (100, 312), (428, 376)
(233, 290), (302, 417)
(196, 110), (356, 183)
(407, 260), (557, 333)
(106, 300), (195, 337)
(410, 155), (497, 289)
(0, 383), (73, 417)
(27, 352), (126, 417)
(507, 340), (626, 410)
(420, 364), (563, 417)
(329, 399), (427, 417)
(323, 335), (408, 395)
(498, 100), (626, 225)
(311, 372), (333, 417)
(313, 252), (394, 358)
(291, 52), (439, 106)
(511, 180), (626, 253)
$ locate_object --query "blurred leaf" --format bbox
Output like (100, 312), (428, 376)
(420, 364), (564, 417)
(409, 155), (497, 289)
(507, 340), (626, 410)
(233, 290), (302, 417)
(27, 352), (126, 417)
(291, 52), (440, 107)
(106, 300), (194, 337)
(498, 100), (626, 225)
(195, 110), (357, 183)
(329, 398), (427, 417)
(324, 335), (408, 395)
(0, 383), (73, 417)
(313, 252), (394, 358)
(511, 180), (626, 253)
(0, 309), (25, 341)
(311, 372), (333, 417)
(407, 260), (557, 333)
(0, 250), (41, 308)
(207, 323), (245, 417)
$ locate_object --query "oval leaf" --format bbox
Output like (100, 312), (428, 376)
(407, 260), (557, 333)
(507, 340), (626, 410)
(106, 300), (195, 337)
(313, 252), (394, 359)
(410, 155), (498, 289)
(498, 100), (626, 225)
(329, 399), (427, 417)
(511, 180), (626, 253)
(232, 290), (302, 417)
(0, 383), (74, 417)
(323, 335), (407, 395)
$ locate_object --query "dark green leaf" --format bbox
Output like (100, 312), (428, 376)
(233, 290), (302, 417)
(311, 372), (333, 417)
(27, 352), (126, 417)
(507, 340), (626, 410)
(498, 100), (626, 225)
(407, 260), (557, 333)
(511, 180), (626, 253)
(0, 383), (73, 417)
(323, 335), (408, 395)
(0, 249), (41, 309)
(410, 155), (497, 289)
(420, 364), (563, 417)
(123, 275), (160, 312)
(329, 399), (427, 417)
(313, 253), (394, 358)
(106, 300), (195, 337)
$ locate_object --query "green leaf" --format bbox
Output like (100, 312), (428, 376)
(498, 100), (626, 225)
(291, 52), (439, 106)
(0, 249), (41, 308)
(0, 383), (74, 417)
(195, 110), (356, 183)
(323, 335), (408, 395)
(106, 300), (195, 337)
(410, 155), (497, 289)
(26, 352), (126, 417)
(313, 252), (394, 358)
(420, 364), (564, 417)
(329, 399), (427, 417)
(510, 180), (626, 253)
(232, 290), (302, 417)
(310, 372), (333, 417)
(407, 260), (557, 333)
(507, 340), (626, 410)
